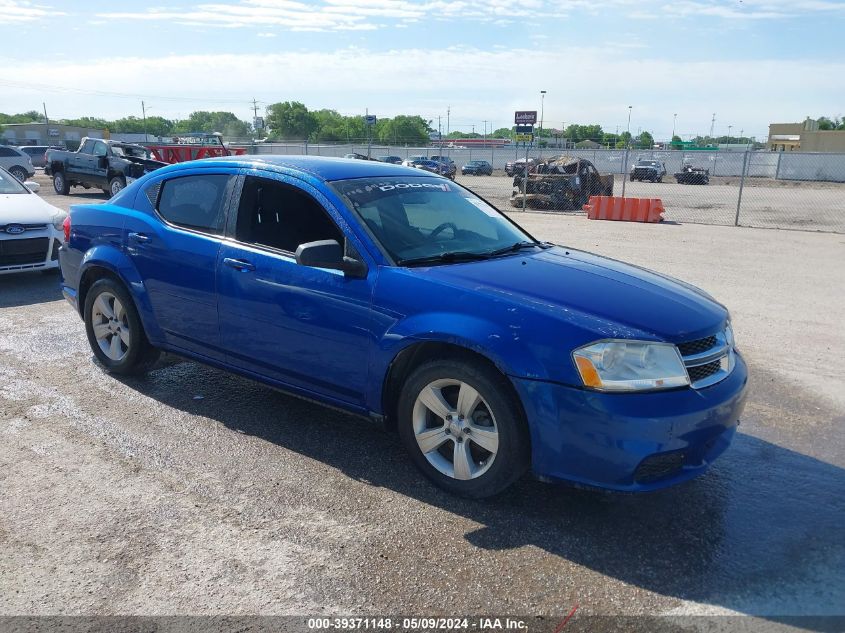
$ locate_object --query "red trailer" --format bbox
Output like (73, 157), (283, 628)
(145, 132), (247, 164)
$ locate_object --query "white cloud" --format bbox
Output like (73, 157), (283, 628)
(0, 0), (63, 22)
(1, 47), (843, 140)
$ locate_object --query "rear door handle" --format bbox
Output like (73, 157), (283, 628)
(223, 257), (255, 272)
(128, 232), (151, 243)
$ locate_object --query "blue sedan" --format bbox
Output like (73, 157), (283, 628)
(58, 156), (747, 498)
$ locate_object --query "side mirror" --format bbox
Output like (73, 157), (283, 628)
(295, 239), (367, 279)
(24, 181), (40, 193)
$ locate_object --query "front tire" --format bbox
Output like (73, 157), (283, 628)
(53, 171), (70, 195)
(397, 359), (529, 498)
(84, 278), (159, 375)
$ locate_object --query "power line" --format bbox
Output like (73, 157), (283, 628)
(0, 78), (250, 105)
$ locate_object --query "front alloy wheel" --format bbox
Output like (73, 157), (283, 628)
(398, 359), (529, 498)
(413, 379), (499, 481)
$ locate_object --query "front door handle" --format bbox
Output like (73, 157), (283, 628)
(128, 232), (151, 243)
(223, 257), (255, 272)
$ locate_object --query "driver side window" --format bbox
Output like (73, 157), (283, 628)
(235, 176), (344, 254)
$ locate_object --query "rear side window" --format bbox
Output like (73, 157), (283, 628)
(0, 147), (18, 157)
(157, 174), (231, 234)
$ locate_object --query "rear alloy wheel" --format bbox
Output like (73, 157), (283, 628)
(398, 359), (529, 498)
(109, 177), (126, 197)
(53, 171), (70, 195)
(84, 278), (159, 375)
(9, 166), (27, 182)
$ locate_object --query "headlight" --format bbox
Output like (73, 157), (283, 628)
(51, 212), (67, 231)
(573, 340), (689, 392)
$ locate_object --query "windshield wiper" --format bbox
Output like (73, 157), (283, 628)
(485, 241), (545, 257)
(398, 251), (492, 267)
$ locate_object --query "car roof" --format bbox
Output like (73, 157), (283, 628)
(164, 155), (423, 181)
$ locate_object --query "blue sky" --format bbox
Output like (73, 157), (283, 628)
(3, 0), (845, 140)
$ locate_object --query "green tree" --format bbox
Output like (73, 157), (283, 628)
(310, 109), (347, 142)
(172, 111), (250, 138)
(0, 110), (45, 124)
(112, 115), (174, 136)
(638, 131), (654, 149)
(61, 116), (111, 130)
(377, 115), (432, 145)
(492, 127), (513, 138)
(266, 102), (317, 140)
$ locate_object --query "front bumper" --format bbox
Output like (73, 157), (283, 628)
(0, 232), (63, 275)
(512, 352), (748, 491)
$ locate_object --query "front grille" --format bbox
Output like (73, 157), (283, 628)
(0, 237), (49, 266)
(687, 360), (722, 383)
(635, 452), (686, 483)
(678, 335), (717, 356)
(677, 330), (733, 389)
(0, 223), (48, 233)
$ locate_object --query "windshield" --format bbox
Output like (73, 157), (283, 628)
(111, 145), (154, 159)
(0, 168), (28, 194)
(331, 176), (536, 265)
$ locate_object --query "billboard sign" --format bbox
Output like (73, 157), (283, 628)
(514, 111), (537, 125)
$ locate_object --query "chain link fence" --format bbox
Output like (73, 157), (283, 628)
(236, 143), (845, 233)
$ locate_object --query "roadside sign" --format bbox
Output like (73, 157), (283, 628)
(514, 134), (533, 142)
(514, 111), (537, 125)
(515, 125), (534, 135)
(253, 116), (265, 130)
(364, 114), (377, 125)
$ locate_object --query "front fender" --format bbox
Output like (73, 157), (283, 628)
(366, 311), (555, 414)
(78, 245), (164, 344)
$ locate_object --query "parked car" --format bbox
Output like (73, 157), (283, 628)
(0, 166), (65, 275)
(16, 145), (64, 169)
(675, 163), (710, 185)
(630, 159), (667, 182)
(430, 157), (457, 179)
(0, 145), (36, 182)
(505, 157), (538, 177)
(377, 156), (403, 164)
(461, 160), (493, 176)
(407, 159), (455, 179)
(45, 138), (167, 197)
(60, 156), (747, 498)
(343, 153), (371, 160)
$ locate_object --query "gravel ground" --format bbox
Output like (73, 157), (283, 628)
(455, 174), (845, 232)
(1, 180), (844, 628)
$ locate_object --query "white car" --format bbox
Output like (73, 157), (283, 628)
(0, 166), (66, 275)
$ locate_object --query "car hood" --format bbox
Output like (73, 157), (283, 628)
(0, 193), (63, 224)
(421, 246), (727, 342)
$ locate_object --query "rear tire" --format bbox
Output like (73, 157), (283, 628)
(84, 278), (159, 375)
(9, 166), (27, 182)
(53, 171), (70, 195)
(109, 177), (126, 197)
(397, 358), (529, 498)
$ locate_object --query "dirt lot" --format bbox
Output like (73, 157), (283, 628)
(456, 174), (845, 232)
(1, 180), (844, 629)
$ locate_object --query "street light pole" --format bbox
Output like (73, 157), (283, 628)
(621, 105), (632, 198)
(540, 90), (546, 134)
(672, 113), (677, 143)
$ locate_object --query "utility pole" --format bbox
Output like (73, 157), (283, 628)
(141, 100), (148, 142)
(672, 113), (677, 142)
(621, 105), (632, 198)
(42, 102), (49, 126)
(709, 113), (716, 140)
(251, 98), (260, 119)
